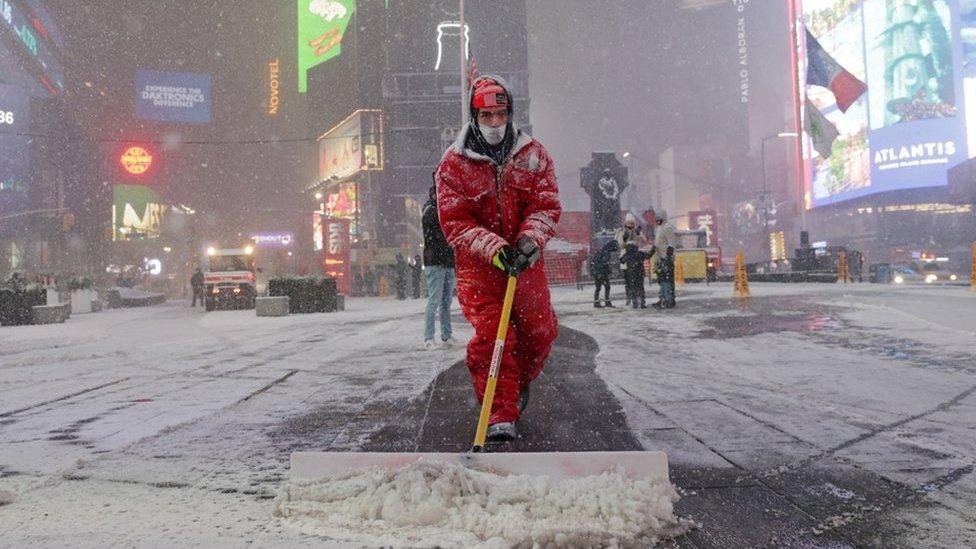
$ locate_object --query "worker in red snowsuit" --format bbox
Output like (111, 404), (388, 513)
(435, 75), (561, 441)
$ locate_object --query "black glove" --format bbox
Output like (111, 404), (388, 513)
(514, 236), (541, 272)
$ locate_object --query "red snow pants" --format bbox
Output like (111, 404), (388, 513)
(457, 263), (558, 424)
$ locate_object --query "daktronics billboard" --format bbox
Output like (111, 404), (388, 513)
(135, 70), (212, 124)
(798, 0), (976, 208)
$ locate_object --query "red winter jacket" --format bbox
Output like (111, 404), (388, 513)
(435, 125), (561, 278)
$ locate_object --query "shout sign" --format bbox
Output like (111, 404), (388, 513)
(322, 217), (350, 294)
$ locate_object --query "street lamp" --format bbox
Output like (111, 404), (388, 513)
(760, 132), (799, 260)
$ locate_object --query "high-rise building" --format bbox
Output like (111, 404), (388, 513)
(302, 0), (530, 255)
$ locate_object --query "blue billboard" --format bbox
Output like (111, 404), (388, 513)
(135, 70), (212, 124)
(0, 82), (30, 227)
(799, 0), (976, 208)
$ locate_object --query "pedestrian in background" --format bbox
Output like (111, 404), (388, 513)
(190, 268), (204, 307)
(394, 253), (407, 300)
(652, 209), (677, 308)
(653, 246), (676, 309)
(616, 213), (648, 308)
(590, 239), (618, 308)
(422, 183), (457, 349)
(411, 254), (423, 298)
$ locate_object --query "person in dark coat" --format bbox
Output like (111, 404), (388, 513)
(394, 253), (408, 300)
(621, 240), (651, 308)
(422, 183), (457, 348)
(589, 239), (618, 308)
(190, 268), (205, 307)
(615, 213), (648, 306)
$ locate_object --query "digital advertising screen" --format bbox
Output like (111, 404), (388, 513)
(799, 0), (976, 208)
(0, 82), (30, 226)
(135, 70), (212, 124)
(318, 109), (383, 181)
(0, 0), (65, 96)
(297, 0), (356, 93)
(112, 185), (165, 240)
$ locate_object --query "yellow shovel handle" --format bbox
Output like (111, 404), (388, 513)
(472, 275), (518, 450)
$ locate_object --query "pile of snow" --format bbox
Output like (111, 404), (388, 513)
(273, 459), (692, 548)
(113, 286), (162, 299)
(0, 490), (16, 506)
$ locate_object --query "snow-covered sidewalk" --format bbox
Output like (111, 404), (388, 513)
(0, 283), (973, 547)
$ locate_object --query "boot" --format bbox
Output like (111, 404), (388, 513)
(605, 300), (615, 308)
(487, 422), (517, 441)
(593, 301), (604, 308)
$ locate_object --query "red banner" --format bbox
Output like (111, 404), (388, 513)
(322, 217), (351, 294)
(689, 210), (718, 247)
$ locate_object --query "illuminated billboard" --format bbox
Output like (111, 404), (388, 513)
(250, 232), (294, 248)
(322, 217), (351, 294)
(0, 0), (65, 96)
(0, 82), (29, 227)
(135, 70), (212, 124)
(112, 185), (165, 241)
(317, 109), (384, 181)
(120, 146), (154, 176)
(297, 0), (356, 93)
(313, 212), (323, 251)
(799, 0), (976, 208)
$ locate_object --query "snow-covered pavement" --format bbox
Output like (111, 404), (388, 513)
(0, 282), (974, 547)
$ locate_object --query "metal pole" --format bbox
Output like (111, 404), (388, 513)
(789, 0), (807, 235)
(459, 0), (467, 126)
(761, 137), (768, 262)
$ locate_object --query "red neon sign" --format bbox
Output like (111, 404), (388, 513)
(120, 146), (153, 175)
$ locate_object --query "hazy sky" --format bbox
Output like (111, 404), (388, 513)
(526, 0), (772, 211)
(47, 0), (792, 223)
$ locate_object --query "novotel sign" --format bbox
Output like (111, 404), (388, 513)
(250, 232), (294, 248)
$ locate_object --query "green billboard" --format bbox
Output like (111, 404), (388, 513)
(297, 0), (356, 93)
(113, 185), (164, 240)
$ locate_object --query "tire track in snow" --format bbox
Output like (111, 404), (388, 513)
(0, 378), (129, 418)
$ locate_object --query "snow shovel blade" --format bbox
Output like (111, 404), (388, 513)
(290, 450), (668, 482)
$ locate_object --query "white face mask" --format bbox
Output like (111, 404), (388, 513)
(478, 123), (506, 145)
